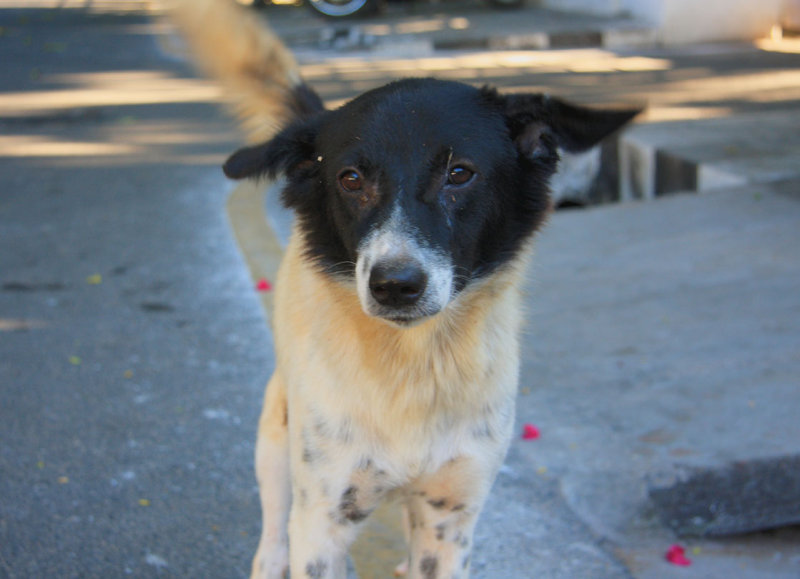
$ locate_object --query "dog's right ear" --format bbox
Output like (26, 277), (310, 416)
(222, 116), (322, 180)
(502, 93), (641, 157)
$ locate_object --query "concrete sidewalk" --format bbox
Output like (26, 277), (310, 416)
(518, 180), (800, 577)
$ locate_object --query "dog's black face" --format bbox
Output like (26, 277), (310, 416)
(225, 79), (637, 325)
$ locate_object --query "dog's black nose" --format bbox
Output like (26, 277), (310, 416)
(369, 262), (428, 307)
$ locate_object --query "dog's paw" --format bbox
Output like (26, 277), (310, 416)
(393, 558), (409, 577)
(249, 563), (288, 579)
(250, 548), (289, 579)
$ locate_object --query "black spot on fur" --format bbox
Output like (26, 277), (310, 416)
(435, 523), (447, 540)
(301, 428), (324, 464)
(420, 555), (439, 579)
(305, 558), (327, 579)
(338, 486), (371, 523)
(341, 485), (357, 501)
(451, 503), (466, 512)
(310, 409), (352, 444)
(427, 498), (447, 509)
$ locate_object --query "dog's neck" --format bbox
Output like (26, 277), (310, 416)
(274, 229), (532, 425)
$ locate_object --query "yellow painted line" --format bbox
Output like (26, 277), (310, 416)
(226, 179), (283, 320)
(225, 180), (407, 575)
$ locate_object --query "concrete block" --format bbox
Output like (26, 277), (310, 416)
(649, 455), (800, 536)
(618, 109), (800, 199)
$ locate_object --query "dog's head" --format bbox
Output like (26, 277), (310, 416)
(224, 79), (637, 326)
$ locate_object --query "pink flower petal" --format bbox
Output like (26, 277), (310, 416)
(665, 544), (692, 566)
(522, 423), (540, 440)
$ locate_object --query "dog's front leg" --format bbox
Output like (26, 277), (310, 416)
(251, 374), (291, 579)
(288, 417), (386, 578)
(287, 498), (356, 579)
(404, 456), (497, 579)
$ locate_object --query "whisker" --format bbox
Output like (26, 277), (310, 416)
(325, 260), (357, 277)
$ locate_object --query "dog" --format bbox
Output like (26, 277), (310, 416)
(171, 2), (638, 577)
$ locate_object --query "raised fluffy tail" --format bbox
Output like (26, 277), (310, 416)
(168, 0), (323, 143)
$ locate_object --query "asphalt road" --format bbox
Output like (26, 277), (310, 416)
(0, 8), (271, 577)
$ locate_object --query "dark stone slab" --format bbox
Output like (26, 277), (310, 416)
(648, 455), (800, 537)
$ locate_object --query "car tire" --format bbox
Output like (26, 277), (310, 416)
(307, 0), (381, 18)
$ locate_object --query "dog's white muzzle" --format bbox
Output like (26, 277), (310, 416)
(355, 209), (453, 326)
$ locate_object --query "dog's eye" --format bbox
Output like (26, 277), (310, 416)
(338, 169), (363, 192)
(447, 166), (474, 186)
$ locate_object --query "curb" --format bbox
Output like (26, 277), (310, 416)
(301, 25), (658, 54)
(619, 109), (800, 200)
(452, 26), (658, 51)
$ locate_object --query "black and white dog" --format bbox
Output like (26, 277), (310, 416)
(173, 2), (638, 577)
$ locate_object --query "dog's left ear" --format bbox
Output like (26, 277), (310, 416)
(500, 92), (641, 159)
(222, 115), (323, 180)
